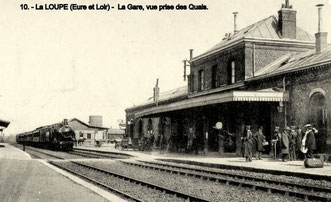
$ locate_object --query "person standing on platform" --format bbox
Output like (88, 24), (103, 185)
(255, 126), (265, 160)
(242, 125), (253, 162)
(296, 127), (303, 160)
(271, 126), (280, 160)
(281, 126), (290, 162)
(22, 141), (25, 151)
(289, 126), (297, 161)
(304, 124), (316, 158)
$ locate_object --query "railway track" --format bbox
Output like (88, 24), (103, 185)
(20, 145), (209, 201)
(122, 160), (331, 202)
(49, 161), (144, 202)
(74, 147), (133, 157)
(70, 150), (129, 159)
(50, 160), (210, 202)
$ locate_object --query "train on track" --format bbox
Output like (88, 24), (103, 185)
(16, 119), (75, 151)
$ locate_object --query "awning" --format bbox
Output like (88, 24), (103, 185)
(0, 119), (10, 128)
(135, 90), (289, 118)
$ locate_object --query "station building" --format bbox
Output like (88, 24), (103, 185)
(0, 119), (10, 142)
(125, 2), (331, 155)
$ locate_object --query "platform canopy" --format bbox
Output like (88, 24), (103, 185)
(0, 119), (10, 128)
(135, 90), (289, 118)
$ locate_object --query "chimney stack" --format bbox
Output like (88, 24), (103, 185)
(189, 49), (194, 60)
(315, 4), (328, 53)
(153, 78), (160, 106)
(233, 12), (238, 34)
(278, 0), (296, 39)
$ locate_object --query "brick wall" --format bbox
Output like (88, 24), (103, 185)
(245, 42), (312, 77)
(190, 43), (246, 93)
(190, 41), (313, 94)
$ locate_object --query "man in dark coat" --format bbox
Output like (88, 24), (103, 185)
(289, 126), (297, 161)
(281, 126), (290, 162)
(304, 124), (316, 158)
(271, 126), (281, 160)
(254, 126), (265, 160)
(242, 125), (253, 162)
(296, 127), (303, 160)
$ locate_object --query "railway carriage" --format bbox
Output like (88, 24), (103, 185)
(16, 119), (75, 151)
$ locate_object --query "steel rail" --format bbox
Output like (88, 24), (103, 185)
(74, 148), (133, 157)
(139, 160), (331, 194)
(26, 147), (65, 160)
(123, 161), (331, 202)
(70, 160), (210, 202)
(69, 150), (127, 159)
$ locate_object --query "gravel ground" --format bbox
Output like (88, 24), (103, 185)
(81, 160), (304, 202)
(52, 161), (187, 202)
(151, 160), (331, 189)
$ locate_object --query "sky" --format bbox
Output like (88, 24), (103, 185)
(0, 0), (330, 134)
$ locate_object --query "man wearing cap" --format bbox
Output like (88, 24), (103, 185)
(289, 126), (297, 161)
(281, 126), (290, 162)
(303, 124), (316, 158)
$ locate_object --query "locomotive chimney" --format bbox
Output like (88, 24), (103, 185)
(63, 119), (68, 126)
(315, 4), (328, 53)
(233, 12), (238, 34)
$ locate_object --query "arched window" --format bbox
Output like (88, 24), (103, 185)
(309, 90), (327, 153)
(309, 92), (327, 124)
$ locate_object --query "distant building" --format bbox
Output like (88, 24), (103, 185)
(67, 118), (108, 145)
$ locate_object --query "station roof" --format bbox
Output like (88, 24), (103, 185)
(0, 119), (10, 128)
(135, 90), (288, 118)
(126, 86), (188, 111)
(191, 15), (314, 62)
(248, 44), (331, 81)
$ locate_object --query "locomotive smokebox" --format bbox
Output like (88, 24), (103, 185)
(89, 115), (103, 127)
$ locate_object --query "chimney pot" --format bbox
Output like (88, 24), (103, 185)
(315, 4), (328, 53)
(278, 0), (296, 39)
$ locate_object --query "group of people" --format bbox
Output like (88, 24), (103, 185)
(242, 126), (266, 162)
(272, 124), (317, 161)
(138, 130), (155, 151)
(242, 123), (317, 162)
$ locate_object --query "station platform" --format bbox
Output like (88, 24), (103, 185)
(76, 143), (331, 180)
(0, 143), (124, 202)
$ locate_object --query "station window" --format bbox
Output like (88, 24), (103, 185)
(228, 61), (236, 84)
(87, 133), (91, 139)
(198, 70), (204, 91)
(212, 64), (218, 89)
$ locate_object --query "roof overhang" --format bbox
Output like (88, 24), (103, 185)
(135, 90), (289, 118)
(0, 119), (10, 128)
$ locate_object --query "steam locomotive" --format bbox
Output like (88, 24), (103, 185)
(16, 119), (75, 151)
